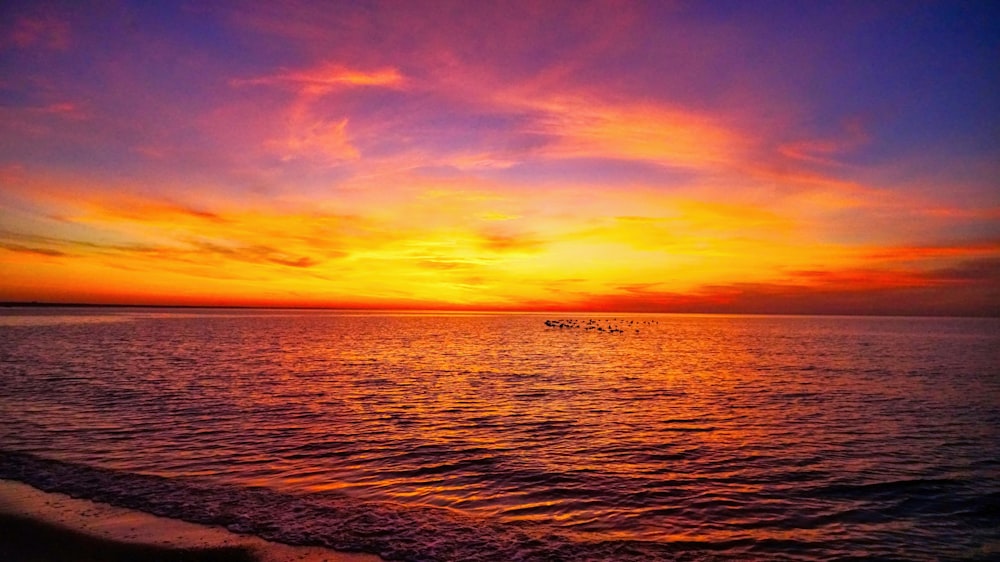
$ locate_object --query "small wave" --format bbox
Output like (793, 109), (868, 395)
(808, 478), (965, 501)
(0, 451), (688, 561)
(380, 457), (502, 478)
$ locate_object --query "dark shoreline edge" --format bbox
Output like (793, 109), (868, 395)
(0, 512), (258, 562)
(0, 477), (383, 562)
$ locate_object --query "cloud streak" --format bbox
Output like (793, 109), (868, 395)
(235, 64), (405, 94)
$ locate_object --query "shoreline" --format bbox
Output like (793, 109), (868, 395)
(0, 479), (382, 562)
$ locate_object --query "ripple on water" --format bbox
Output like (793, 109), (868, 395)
(1, 311), (998, 561)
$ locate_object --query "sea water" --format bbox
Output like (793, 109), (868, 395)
(1, 309), (998, 560)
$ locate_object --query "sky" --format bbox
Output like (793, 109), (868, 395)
(1, 0), (998, 315)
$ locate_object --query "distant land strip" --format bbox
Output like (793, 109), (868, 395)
(1, 301), (997, 318)
(0, 302), (345, 310)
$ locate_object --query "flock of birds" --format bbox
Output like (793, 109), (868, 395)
(543, 318), (658, 334)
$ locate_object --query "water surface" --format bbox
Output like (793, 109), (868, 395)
(1, 309), (998, 560)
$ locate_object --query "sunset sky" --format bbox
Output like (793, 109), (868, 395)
(1, 1), (997, 315)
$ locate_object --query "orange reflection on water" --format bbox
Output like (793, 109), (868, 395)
(3, 311), (997, 556)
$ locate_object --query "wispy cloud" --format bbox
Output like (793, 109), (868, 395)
(235, 64), (405, 94)
(3, 14), (70, 50)
(528, 98), (743, 169)
(0, 242), (66, 257)
(233, 63), (404, 162)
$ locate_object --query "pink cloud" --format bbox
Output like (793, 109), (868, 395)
(777, 119), (870, 167)
(5, 14), (70, 50)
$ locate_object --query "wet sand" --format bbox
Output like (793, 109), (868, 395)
(0, 479), (382, 562)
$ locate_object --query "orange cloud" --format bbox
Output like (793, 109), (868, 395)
(533, 99), (743, 168)
(528, 258), (1000, 317)
(6, 156), (996, 315)
(235, 64), (405, 95)
(862, 242), (1000, 262)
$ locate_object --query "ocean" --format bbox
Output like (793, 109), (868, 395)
(1, 309), (998, 561)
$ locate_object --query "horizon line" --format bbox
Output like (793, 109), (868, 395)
(2, 301), (997, 319)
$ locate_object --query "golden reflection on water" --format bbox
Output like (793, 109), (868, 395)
(1, 311), (998, 558)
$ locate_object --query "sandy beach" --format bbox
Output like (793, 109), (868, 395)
(0, 479), (382, 562)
